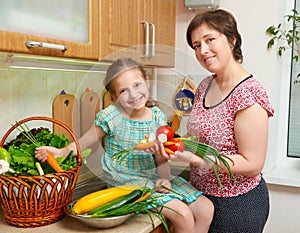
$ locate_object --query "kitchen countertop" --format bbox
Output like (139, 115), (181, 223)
(0, 165), (183, 233)
(0, 211), (162, 233)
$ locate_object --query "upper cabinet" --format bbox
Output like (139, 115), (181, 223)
(99, 0), (176, 67)
(0, 0), (99, 60)
(0, 0), (176, 67)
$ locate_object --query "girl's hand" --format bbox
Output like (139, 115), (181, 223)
(155, 179), (171, 193)
(35, 146), (62, 163)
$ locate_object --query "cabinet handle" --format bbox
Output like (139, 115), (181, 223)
(25, 41), (67, 51)
(150, 23), (156, 57)
(140, 21), (150, 58)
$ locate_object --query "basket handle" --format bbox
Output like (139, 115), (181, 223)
(0, 116), (82, 165)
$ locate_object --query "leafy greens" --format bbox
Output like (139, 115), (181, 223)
(3, 127), (77, 176)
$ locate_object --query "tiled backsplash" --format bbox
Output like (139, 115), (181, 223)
(0, 67), (106, 136)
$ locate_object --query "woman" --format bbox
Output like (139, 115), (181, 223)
(158, 9), (274, 233)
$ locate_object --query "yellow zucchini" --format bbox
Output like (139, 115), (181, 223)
(73, 184), (142, 214)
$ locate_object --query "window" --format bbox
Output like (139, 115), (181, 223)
(287, 0), (300, 158)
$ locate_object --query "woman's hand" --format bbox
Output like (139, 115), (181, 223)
(173, 151), (212, 168)
(154, 143), (211, 168)
(155, 178), (171, 193)
(35, 146), (63, 163)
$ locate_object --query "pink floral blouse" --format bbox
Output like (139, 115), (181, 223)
(187, 75), (274, 197)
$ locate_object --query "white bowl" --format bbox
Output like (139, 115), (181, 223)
(66, 202), (134, 229)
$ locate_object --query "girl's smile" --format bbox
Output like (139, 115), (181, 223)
(127, 95), (144, 105)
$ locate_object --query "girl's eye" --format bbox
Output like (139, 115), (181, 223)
(119, 89), (128, 95)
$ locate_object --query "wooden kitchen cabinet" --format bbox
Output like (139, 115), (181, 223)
(0, 0), (175, 65)
(0, 0), (99, 60)
(99, 0), (176, 67)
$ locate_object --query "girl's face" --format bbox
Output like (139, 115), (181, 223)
(191, 23), (235, 74)
(112, 68), (149, 112)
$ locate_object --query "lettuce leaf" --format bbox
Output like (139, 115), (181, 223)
(5, 127), (73, 176)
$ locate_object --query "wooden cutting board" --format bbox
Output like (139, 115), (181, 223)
(52, 92), (79, 141)
(80, 89), (100, 152)
(80, 89), (100, 135)
(103, 91), (114, 109)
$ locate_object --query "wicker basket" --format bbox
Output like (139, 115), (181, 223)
(0, 116), (82, 228)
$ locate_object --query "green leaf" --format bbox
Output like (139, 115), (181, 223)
(267, 39), (275, 49)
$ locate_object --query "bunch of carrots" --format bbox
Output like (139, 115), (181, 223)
(113, 126), (235, 188)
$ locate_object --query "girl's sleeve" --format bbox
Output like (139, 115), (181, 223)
(94, 105), (121, 135)
(153, 106), (168, 126)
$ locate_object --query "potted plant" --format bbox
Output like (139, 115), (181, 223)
(266, 9), (300, 83)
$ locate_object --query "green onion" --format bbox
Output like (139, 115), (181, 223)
(35, 161), (44, 175)
(181, 137), (235, 189)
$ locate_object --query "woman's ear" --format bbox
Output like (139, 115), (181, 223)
(230, 37), (236, 48)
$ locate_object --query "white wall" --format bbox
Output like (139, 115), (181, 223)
(175, 0), (300, 232)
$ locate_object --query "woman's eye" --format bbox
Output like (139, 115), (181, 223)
(208, 37), (215, 42)
(193, 44), (200, 50)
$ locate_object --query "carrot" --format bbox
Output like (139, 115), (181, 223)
(164, 147), (175, 155)
(46, 151), (64, 173)
(113, 141), (157, 162)
(134, 141), (156, 150)
(134, 192), (151, 203)
(163, 141), (176, 146)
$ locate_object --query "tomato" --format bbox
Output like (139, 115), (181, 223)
(156, 126), (174, 143)
(164, 138), (184, 153)
(0, 147), (12, 164)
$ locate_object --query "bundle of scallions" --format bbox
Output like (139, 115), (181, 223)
(113, 136), (235, 189)
(181, 136), (235, 189)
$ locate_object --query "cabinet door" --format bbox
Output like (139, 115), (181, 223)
(0, 0), (99, 60)
(100, 0), (145, 62)
(145, 0), (176, 67)
(100, 0), (175, 67)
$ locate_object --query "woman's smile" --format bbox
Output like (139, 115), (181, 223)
(203, 55), (216, 64)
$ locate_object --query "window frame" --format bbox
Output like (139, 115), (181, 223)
(263, 0), (300, 188)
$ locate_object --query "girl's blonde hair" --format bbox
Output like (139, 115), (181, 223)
(104, 58), (147, 94)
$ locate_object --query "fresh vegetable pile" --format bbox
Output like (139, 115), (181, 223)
(69, 184), (177, 233)
(112, 125), (235, 188)
(0, 127), (77, 176)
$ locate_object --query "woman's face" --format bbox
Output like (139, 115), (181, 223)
(112, 68), (149, 112)
(191, 23), (234, 73)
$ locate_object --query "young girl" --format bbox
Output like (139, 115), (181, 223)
(35, 58), (214, 233)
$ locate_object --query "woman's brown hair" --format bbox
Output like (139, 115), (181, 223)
(186, 9), (243, 63)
